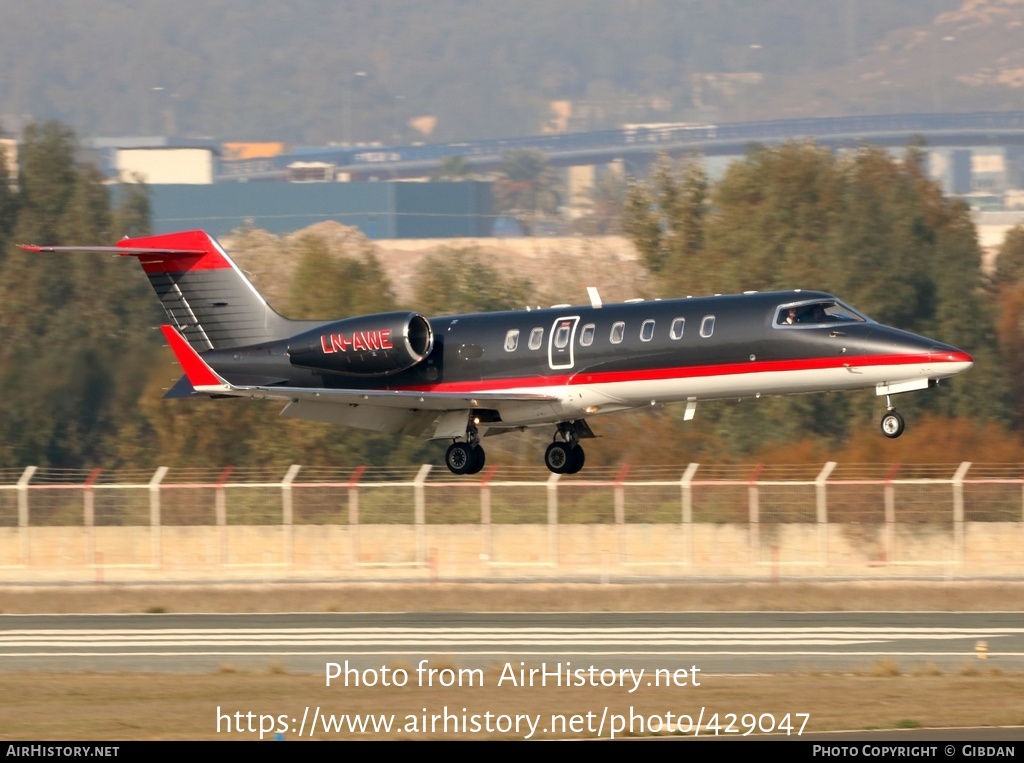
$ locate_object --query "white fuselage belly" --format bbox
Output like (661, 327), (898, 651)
(490, 359), (972, 427)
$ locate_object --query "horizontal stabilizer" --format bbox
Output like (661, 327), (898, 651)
(20, 244), (206, 256)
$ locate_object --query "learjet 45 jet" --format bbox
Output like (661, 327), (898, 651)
(21, 230), (973, 474)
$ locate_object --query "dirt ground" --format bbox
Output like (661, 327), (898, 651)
(3, 581), (1022, 740)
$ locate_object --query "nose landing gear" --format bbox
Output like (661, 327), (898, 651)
(880, 396), (905, 439)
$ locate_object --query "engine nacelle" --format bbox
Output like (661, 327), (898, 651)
(287, 312), (434, 376)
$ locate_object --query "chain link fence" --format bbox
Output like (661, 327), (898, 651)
(1, 462), (1022, 579)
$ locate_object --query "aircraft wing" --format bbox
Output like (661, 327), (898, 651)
(160, 325), (560, 436)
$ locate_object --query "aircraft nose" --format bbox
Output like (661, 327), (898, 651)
(929, 345), (973, 376)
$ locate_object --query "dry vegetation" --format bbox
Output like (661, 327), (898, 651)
(226, 225), (650, 309)
(1, 668), (1022, 740)
(1, 581), (1023, 614)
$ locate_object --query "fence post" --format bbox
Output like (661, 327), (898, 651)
(547, 472), (560, 567)
(16, 466), (36, 567)
(749, 464), (765, 560)
(952, 461), (971, 567)
(480, 465), (497, 566)
(282, 465), (301, 568)
(216, 467), (233, 567)
(680, 463), (699, 566)
(414, 464), (432, 569)
(348, 465), (366, 568)
(84, 468), (102, 570)
(149, 467), (168, 569)
(884, 463), (900, 564)
(614, 464), (630, 565)
(816, 462), (837, 567)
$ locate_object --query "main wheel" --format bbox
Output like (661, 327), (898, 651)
(563, 444), (586, 474)
(445, 442), (475, 474)
(880, 410), (905, 439)
(544, 442), (571, 473)
(466, 444), (485, 475)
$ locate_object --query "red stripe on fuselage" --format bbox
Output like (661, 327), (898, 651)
(393, 351), (971, 394)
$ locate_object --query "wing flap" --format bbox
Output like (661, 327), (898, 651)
(279, 399), (440, 436)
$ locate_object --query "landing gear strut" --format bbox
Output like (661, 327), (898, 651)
(880, 396), (905, 439)
(444, 417), (485, 475)
(544, 422), (586, 474)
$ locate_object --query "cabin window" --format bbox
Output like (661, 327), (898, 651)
(700, 315), (715, 338)
(580, 323), (595, 347)
(528, 327), (544, 350)
(670, 317), (685, 340)
(610, 321), (625, 344)
(554, 323), (571, 349)
(504, 329), (519, 352)
(640, 319), (656, 342)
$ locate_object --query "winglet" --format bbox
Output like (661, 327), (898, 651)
(160, 325), (230, 389)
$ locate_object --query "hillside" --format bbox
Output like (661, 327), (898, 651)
(225, 224), (651, 311)
(6, 1), (1015, 145)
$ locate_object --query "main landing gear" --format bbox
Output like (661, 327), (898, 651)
(544, 422), (586, 475)
(880, 396), (906, 439)
(442, 417), (593, 475)
(445, 440), (485, 474)
(445, 418), (485, 475)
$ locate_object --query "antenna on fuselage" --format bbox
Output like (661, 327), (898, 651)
(587, 287), (602, 309)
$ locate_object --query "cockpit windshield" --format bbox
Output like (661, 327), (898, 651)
(775, 300), (866, 327)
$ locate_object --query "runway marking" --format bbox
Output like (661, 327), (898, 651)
(5, 627), (1023, 636)
(4, 650), (1024, 659)
(0, 626), (1018, 653)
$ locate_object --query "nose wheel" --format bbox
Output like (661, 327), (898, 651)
(880, 404), (905, 439)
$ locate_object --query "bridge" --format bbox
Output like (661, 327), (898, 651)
(218, 111), (1024, 182)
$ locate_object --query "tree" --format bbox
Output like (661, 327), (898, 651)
(493, 149), (562, 234)
(706, 142), (837, 295)
(0, 121), (158, 468)
(622, 153), (708, 296)
(410, 246), (532, 315)
(580, 167), (628, 235)
(993, 226), (1024, 428)
(287, 233), (396, 319)
(620, 140), (1012, 453)
(112, 178), (152, 239)
(0, 141), (17, 257)
(11, 122), (78, 246)
(432, 155), (473, 181)
(995, 225), (1024, 289)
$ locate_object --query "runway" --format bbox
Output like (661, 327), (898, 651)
(2, 612), (1021, 673)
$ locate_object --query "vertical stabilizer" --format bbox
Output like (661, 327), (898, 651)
(116, 230), (292, 350)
